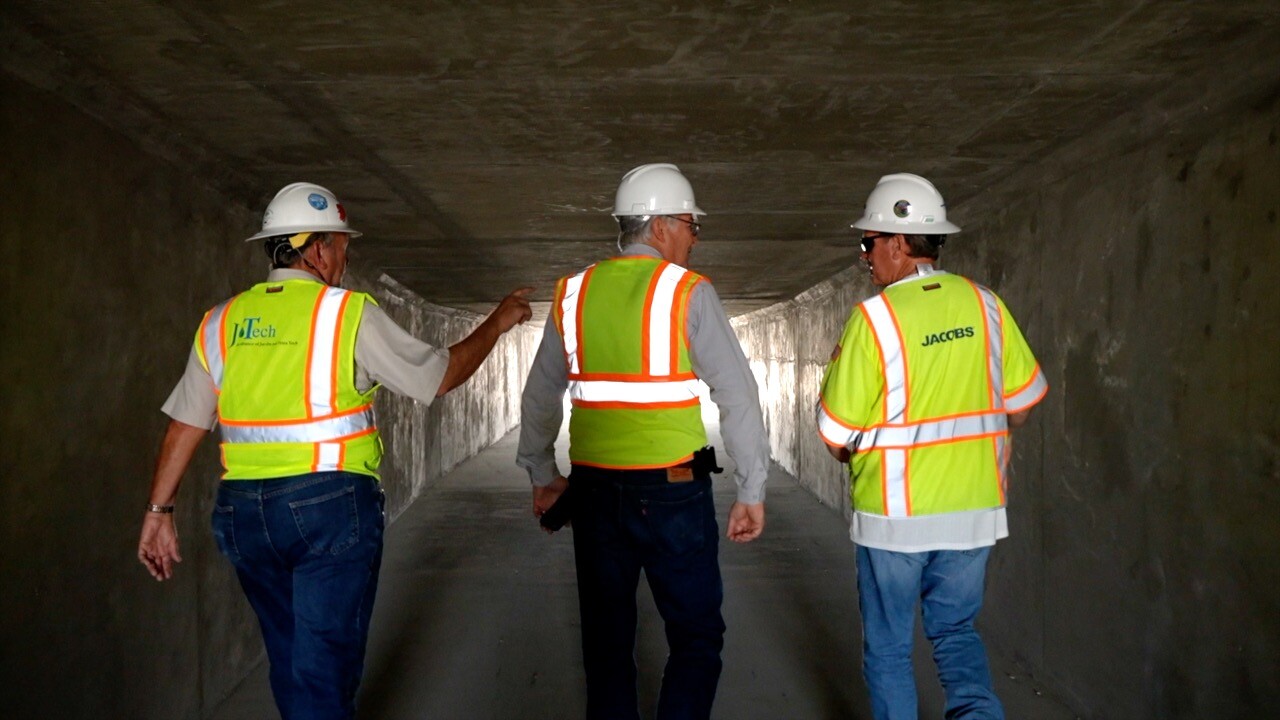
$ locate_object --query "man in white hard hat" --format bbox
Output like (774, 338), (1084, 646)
(816, 174), (1048, 720)
(137, 182), (533, 720)
(517, 163), (769, 719)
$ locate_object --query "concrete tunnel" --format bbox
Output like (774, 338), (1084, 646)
(1, 3), (1278, 719)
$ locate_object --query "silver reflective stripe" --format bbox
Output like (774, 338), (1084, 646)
(852, 411), (1008, 452)
(560, 271), (587, 375)
(995, 433), (1009, 502)
(883, 449), (908, 516)
(220, 406), (375, 443)
(862, 296), (907, 423)
(569, 379), (701, 404)
(308, 287), (350, 417)
(817, 403), (859, 448)
(202, 300), (232, 390)
(974, 284), (1004, 410)
(647, 264), (688, 376)
(315, 442), (342, 472)
(861, 294), (908, 516)
(1006, 369), (1048, 411)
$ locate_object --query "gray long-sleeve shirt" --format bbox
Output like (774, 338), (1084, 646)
(516, 243), (770, 504)
(162, 269), (449, 429)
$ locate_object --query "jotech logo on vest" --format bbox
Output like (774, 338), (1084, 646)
(229, 316), (278, 347)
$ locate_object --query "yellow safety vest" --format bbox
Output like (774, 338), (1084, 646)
(818, 269), (1046, 517)
(194, 278), (382, 480)
(553, 256), (708, 468)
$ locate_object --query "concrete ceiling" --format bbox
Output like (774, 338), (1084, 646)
(4, 1), (1279, 314)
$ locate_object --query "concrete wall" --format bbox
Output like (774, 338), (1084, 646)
(347, 271), (540, 522)
(0, 72), (535, 720)
(734, 94), (1280, 717)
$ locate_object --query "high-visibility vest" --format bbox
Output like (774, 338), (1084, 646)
(553, 256), (708, 468)
(194, 278), (382, 480)
(818, 269), (1047, 517)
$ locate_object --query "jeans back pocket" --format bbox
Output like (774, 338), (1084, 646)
(645, 486), (714, 558)
(289, 485), (360, 556)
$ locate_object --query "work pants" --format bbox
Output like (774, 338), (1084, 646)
(211, 471), (385, 720)
(569, 464), (726, 720)
(856, 545), (1004, 720)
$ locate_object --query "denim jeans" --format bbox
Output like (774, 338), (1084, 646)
(211, 472), (385, 720)
(855, 545), (1004, 720)
(569, 464), (726, 720)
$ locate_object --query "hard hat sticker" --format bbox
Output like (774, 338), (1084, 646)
(893, 200), (911, 218)
(308, 193), (329, 211)
(337, 202), (347, 222)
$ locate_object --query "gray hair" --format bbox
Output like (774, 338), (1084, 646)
(616, 215), (678, 252)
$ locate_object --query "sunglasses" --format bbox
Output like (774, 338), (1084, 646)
(667, 216), (701, 237)
(860, 233), (893, 253)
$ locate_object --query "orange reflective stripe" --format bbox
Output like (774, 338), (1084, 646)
(820, 397), (866, 431)
(197, 309), (212, 372)
(571, 452), (695, 471)
(1006, 368), (1043, 399)
(220, 403), (375, 427)
(571, 398), (700, 410)
(569, 371), (698, 382)
(552, 277), (568, 339)
(575, 265), (596, 372)
(992, 437), (1004, 505)
(674, 273), (698, 372)
(218, 297), (235, 364)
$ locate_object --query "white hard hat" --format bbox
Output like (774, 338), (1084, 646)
(245, 182), (362, 242)
(612, 163), (706, 218)
(851, 173), (961, 235)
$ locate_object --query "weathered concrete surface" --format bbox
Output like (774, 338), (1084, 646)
(733, 84), (1280, 718)
(0, 71), (261, 720)
(0, 71), (537, 719)
(3, 2), (1278, 315)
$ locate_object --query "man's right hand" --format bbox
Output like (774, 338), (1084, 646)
(138, 513), (183, 581)
(493, 287), (534, 333)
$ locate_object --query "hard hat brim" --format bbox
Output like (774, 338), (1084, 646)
(851, 218), (961, 235)
(610, 205), (706, 220)
(245, 226), (363, 242)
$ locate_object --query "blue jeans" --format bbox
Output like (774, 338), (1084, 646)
(211, 472), (385, 720)
(569, 465), (726, 720)
(856, 545), (1004, 720)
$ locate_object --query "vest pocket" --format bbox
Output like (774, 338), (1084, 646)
(289, 485), (360, 556)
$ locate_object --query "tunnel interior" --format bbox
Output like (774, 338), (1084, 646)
(1, 3), (1278, 719)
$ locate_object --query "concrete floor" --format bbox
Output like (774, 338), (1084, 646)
(211, 427), (1078, 720)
